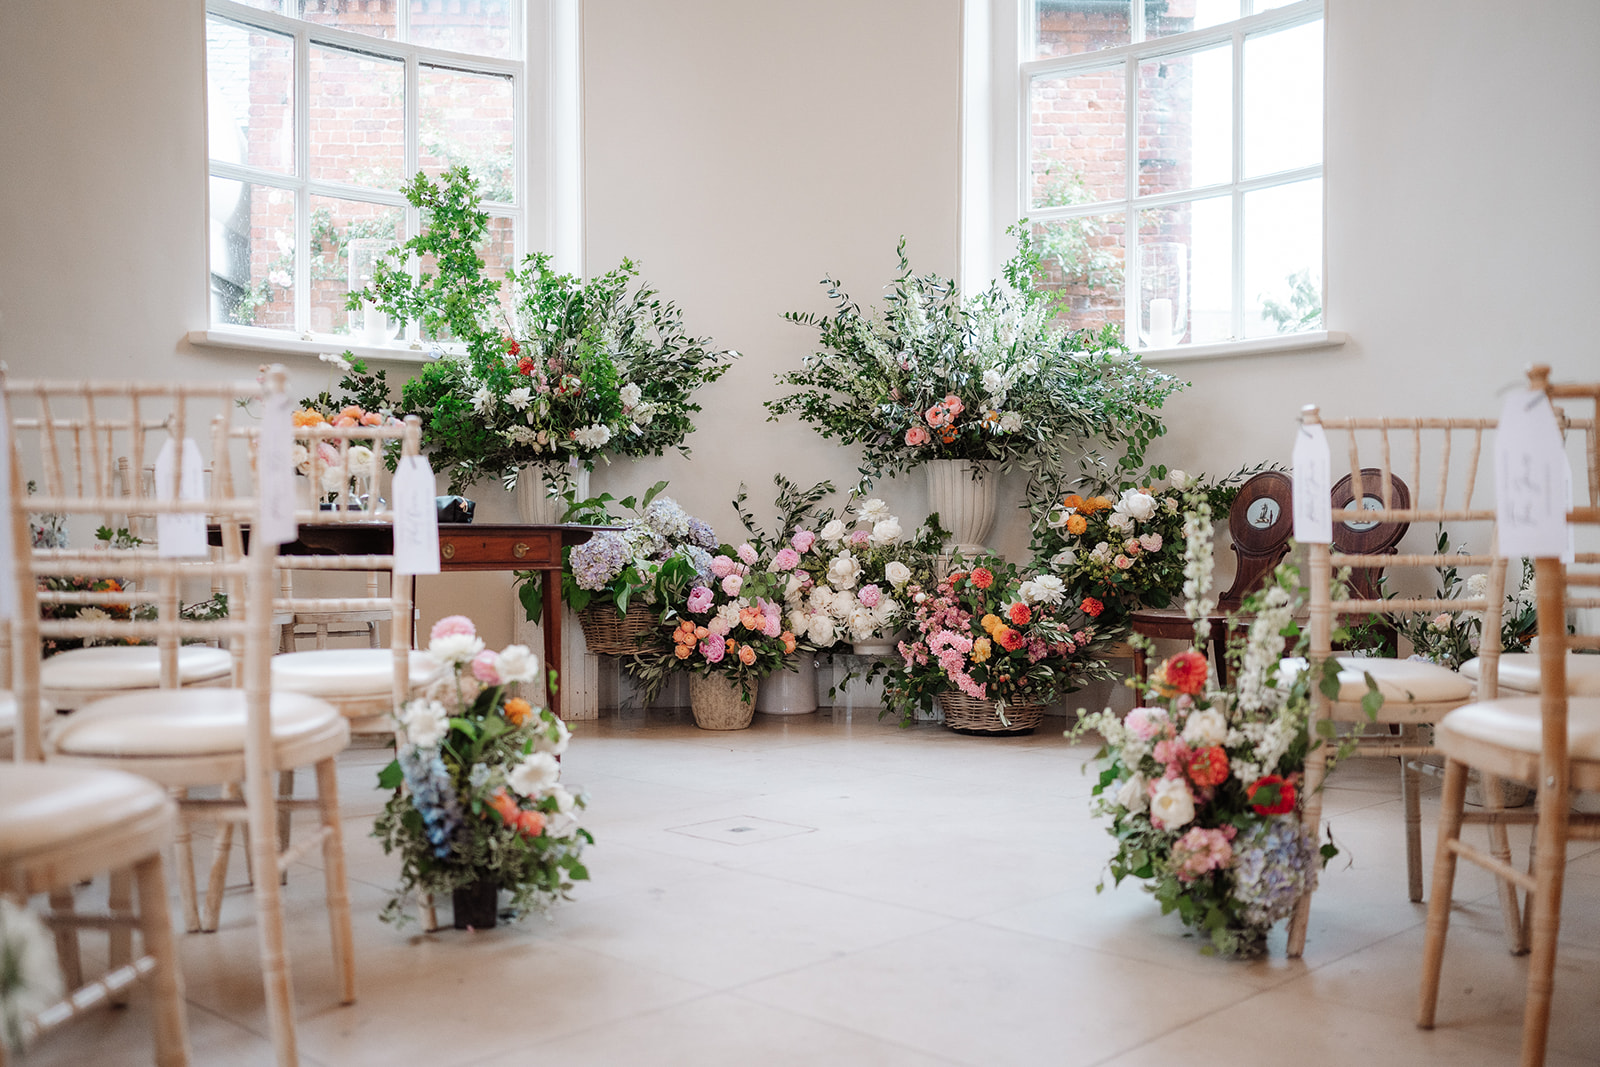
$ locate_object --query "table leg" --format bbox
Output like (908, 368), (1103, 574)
(542, 568), (561, 719)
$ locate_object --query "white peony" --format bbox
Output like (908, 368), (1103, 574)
(0, 898), (63, 1032)
(1115, 772), (1148, 814)
(429, 632), (485, 665)
(1051, 547), (1077, 570)
(506, 387), (533, 411)
(619, 382), (643, 408)
(826, 551), (862, 590)
(808, 584), (835, 613)
(494, 644), (539, 685)
(1019, 574), (1066, 605)
(1167, 469), (1191, 490)
(401, 699), (450, 748)
(345, 444), (376, 478)
(848, 605), (879, 640)
(508, 752), (561, 798)
(783, 573), (808, 602)
(870, 517), (902, 546)
(857, 498), (891, 524)
(1106, 512), (1134, 533)
(787, 608), (810, 634)
(806, 614), (838, 647)
(827, 589), (855, 620)
(1117, 489), (1158, 521)
(819, 519), (847, 544)
(1149, 777), (1196, 830)
(530, 716), (571, 756)
(998, 411), (1023, 434)
(884, 561), (912, 587)
(1181, 708), (1229, 748)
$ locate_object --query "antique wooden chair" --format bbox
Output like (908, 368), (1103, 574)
(1418, 371), (1600, 1067)
(1286, 409), (1517, 958)
(5, 370), (354, 1066)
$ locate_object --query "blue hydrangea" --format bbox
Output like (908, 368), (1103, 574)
(680, 544), (714, 581)
(686, 518), (718, 550)
(642, 497), (690, 539)
(1231, 817), (1317, 928)
(399, 745), (462, 859)
(570, 531), (631, 590)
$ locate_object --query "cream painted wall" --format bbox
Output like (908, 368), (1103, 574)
(1, 0), (1597, 648)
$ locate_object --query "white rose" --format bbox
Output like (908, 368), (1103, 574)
(1047, 508), (1072, 529)
(819, 519), (847, 544)
(506, 387), (533, 411)
(1149, 777), (1196, 830)
(858, 498), (891, 524)
(826, 551), (862, 590)
(494, 644), (539, 684)
(508, 752), (561, 798)
(1050, 548), (1077, 570)
(429, 632), (485, 665)
(1180, 708), (1228, 748)
(1167, 469), (1191, 490)
(619, 382), (643, 408)
(885, 561), (912, 587)
(998, 411), (1023, 434)
(544, 812), (580, 839)
(1106, 512), (1134, 533)
(530, 716), (571, 756)
(1115, 772), (1148, 814)
(1118, 489), (1158, 521)
(870, 517), (903, 546)
(400, 699), (449, 748)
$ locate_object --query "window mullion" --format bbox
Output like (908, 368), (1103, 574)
(403, 53), (420, 345)
(294, 23), (311, 337)
(1123, 54), (1137, 347)
(1230, 26), (1245, 342)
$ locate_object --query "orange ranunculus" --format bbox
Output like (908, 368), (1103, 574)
(781, 631), (796, 654)
(675, 644), (693, 660)
(998, 627), (1026, 651)
(970, 567), (994, 590)
(738, 644), (757, 666)
(503, 697), (533, 726)
(1080, 596), (1104, 617)
(946, 571), (967, 586)
(937, 427), (957, 444)
(971, 636), (992, 662)
(292, 408), (327, 427)
(1066, 514), (1088, 535)
(1061, 494), (1083, 510)
(1162, 649), (1209, 695)
(694, 626), (710, 640)
(1187, 746), (1230, 788)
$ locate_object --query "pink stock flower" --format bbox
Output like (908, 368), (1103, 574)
(1139, 533), (1163, 552)
(1153, 737), (1192, 770)
(791, 530), (817, 553)
(736, 542), (759, 566)
(470, 650), (502, 685)
(430, 615), (476, 641)
(772, 547), (801, 571)
(1171, 825), (1237, 882)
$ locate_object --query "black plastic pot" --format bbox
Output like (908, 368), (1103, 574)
(451, 880), (498, 929)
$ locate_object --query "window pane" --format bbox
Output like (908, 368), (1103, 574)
(1244, 19), (1323, 177)
(207, 17), (294, 174)
(1034, 0), (1131, 58)
(1031, 211), (1126, 334)
(1145, 0), (1242, 39)
(1029, 67), (1127, 209)
(409, 0), (515, 58)
(1137, 44), (1230, 196)
(209, 178), (295, 329)
(420, 66), (515, 203)
(307, 197), (404, 336)
(297, 0), (395, 41)
(1137, 197), (1229, 347)
(1244, 178), (1322, 337)
(308, 44), (404, 191)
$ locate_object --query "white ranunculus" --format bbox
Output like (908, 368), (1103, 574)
(1019, 574), (1066, 605)
(506, 387), (533, 411)
(1115, 772), (1148, 814)
(826, 551), (862, 590)
(858, 498), (891, 524)
(884, 561), (912, 587)
(345, 444), (376, 478)
(1167, 469), (1191, 490)
(495, 644), (539, 685)
(428, 632), (485, 665)
(1118, 489), (1158, 521)
(1051, 547), (1076, 569)
(819, 518), (847, 544)
(508, 752), (561, 798)
(715, 602), (742, 631)
(619, 382), (643, 408)
(401, 699), (450, 748)
(1181, 708), (1229, 748)
(530, 716), (571, 756)
(998, 411), (1023, 434)
(870, 517), (903, 546)
(1106, 512), (1134, 533)
(1149, 777), (1196, 830)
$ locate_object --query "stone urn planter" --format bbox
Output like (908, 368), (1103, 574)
(688, 672), (758, 730)
(924, 459), (997, 559)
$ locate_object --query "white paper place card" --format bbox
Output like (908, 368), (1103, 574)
(0, 400), (18, 620)
(1496, 388), (1572, 559)
(155, 438), (208, 558)
(257, 391), (297, 545)
(1292, 422), (1332, 544)
(391, 454), (440, 576)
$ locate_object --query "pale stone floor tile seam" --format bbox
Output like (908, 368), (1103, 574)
(182, 994), (336, 1067)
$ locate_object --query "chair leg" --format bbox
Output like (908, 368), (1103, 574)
(1520, 778), (1569, 1067)
(244, 764), (298, 1067)
(107, 870), (134, 1007)
(276, 770), (295, 885)
(313, 757), (356, 1005)
(46, 886), (83, 990)
(171, 792), (201, 934)
(1418, 758), (1469, 1029)
(203, 783), (238, 933)
(1480, 773), (1527, 955)
(1286, 738), (1330, 958)
(134, 855), (192, 1067)
(1402, 745), (1424, 902)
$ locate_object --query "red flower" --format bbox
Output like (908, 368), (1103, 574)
(1008, 602), (1032, 626)
(970, 567), (993, 590)
(506, 336), (521, 356)
(1187, 746), (1230, 788)
(998, 627), (1026, 651)
(1080, 596), (1104, 618)
(1163, 649), (1209, 695)
(517, 356), (535, 376)
(946, 571), (967, 587)
(1247, 775), (1297, 815)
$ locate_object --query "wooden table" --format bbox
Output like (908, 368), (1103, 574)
(276, 523), (608, 718)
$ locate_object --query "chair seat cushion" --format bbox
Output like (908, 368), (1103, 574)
(0, 764), (172, 858)
(271, 648), (439, 698)
(40, 645), (233, 690)
(1460, 653), (1600, 696)
(1438, 696), (1600, 762)
(1280, 655), (1475, 705)
(50, 689), (344, 758)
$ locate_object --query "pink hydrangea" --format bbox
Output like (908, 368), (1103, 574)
(1124, 706), (1167, 740)
(857, 584), (882, 608)
(710, 555), (736, 578)
(773, 548), (801, 571)
(1170, 825), (1237, 882)
(722, 573), (744, 597)
(791, 530), (816, 553)
(736, 542), (759, 566)
(687, 585), (715, 614)
(431, 615), (476, 641)
(470, 650), (502, 685)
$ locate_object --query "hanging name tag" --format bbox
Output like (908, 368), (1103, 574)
(155, 438), (209, 557)
(0, 400), (18, 620)
(391, 454), (440, 575)
(1292, 422), (1332, 544)
(257, 391), (298, 545)
(1496, 389), (1571, 559)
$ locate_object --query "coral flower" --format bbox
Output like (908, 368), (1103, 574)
(517, 809), (546, 836)
(905, 425), (931, 446)
(1187, 745), (1230, 788)
(517, 356), (535, 376)
(1061, 494), (1083, 510)
(502, 697), (533, 726)
(969, 567), (994, 590)
(781, 631), (796, 654)
(1163, 649), (1209, 695)
(998, 627), (1026, 651)
(1080, 596), (1104, 618)
(1008, 602), (1032, 626)
(1066, 514), (1088, 535)
(738, 644), (757, 666)
(1247, 775), (1298, 815)
(292, 408), (327, 427)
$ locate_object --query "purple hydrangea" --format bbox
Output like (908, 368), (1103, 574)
(1231, 816), (1318, 928)
(642, 497), (690, 539)
(687, 518), (718, 549)
(570, 532), (631, 591)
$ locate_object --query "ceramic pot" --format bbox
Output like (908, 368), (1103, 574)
(754, 654), (817, 715)
(516, 466), (590, 524)
(924, 459), (997, 558)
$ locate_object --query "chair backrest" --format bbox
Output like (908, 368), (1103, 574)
(1219, 470), (1295, 607)
(1298, 408), (1509, 695)
(3, 372), (279, 761)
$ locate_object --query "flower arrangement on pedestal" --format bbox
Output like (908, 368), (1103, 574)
(766, 231), (1183, 494)
(374, 616), (590, 926)
(354, 167), (734, 494)
(1070, 504), (1379, 957)
(884, 555), (1115, 728)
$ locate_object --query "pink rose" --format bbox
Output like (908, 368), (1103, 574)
(791, 530), (816, 553)
(737, 542), (759, 566)
(942, 393), (964, 416)
(773, 548), (800, 571)
(470, 650), (502, 685)
(710, 555), (736, 578)
(431, 615), (476, 641)
(1139, 533), (1163, 552)
(687, 585), (714, 614)
(722, 574), (743, 596)
(1125, 706), (1166, 740)
(858, 584), (882, 608)
(905, 425), (931, 446)
(1113, 554), (1134, 570)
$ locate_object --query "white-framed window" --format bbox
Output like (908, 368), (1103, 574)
(204, 0), (527, 345)
(983, 0), (1325, 355)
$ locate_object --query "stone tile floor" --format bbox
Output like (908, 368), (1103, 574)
(23, 708), (1600, 1065)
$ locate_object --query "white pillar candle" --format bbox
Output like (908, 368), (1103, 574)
(362, 301), (390, 344)
(1148, 298), (1174, 348)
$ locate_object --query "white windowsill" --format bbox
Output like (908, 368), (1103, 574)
(187, 327), (452, 364)
(1135, 330), (1347, 365)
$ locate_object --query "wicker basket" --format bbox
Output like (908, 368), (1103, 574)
(688, 673), (758, 731)
(577, 602), (659, 656)
(937, 692), (1046, 735)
